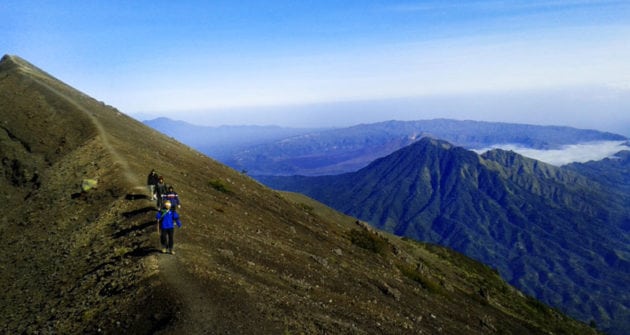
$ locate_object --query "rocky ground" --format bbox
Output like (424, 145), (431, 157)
(0, 54), (602, 334)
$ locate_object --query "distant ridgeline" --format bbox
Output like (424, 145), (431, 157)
(144, 117), (627, 176)
(2, 54), (606, 334)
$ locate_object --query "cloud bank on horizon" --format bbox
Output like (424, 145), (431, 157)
(475, 141), (630, 166)
(3, 1), (630, 135)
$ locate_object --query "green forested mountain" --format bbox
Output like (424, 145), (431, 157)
(258, 137), (630, 335)
(565, 150), (630, 201)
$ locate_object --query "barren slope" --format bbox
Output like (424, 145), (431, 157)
(0, 55), (599, 334)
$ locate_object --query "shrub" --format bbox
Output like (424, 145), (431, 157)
(295, 202), (314, 214)
(397, 264), (442, 294)
(209, 179), (232, 194)
(348, 229), (388, 255)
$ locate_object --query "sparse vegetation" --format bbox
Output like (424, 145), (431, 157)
(347, 228), (389, 255)
(526, 294), (554, 315)
(397, 263), (443, 294)
(114, 246), (132, 257)
(295, 202), (314, 214)
(209, 179), (232, 194)
(261, 135), (630, 334)
(0, 55), (604, 335)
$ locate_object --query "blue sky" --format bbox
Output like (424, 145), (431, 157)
(3, 1), (630, 135)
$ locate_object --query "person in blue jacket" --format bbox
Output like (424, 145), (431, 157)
(156, 200), (182, 254)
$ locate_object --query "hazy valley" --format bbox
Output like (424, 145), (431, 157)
(144, 97), (630, 334)
(145, 117), (628, 176)
(1, 55), (609, 334)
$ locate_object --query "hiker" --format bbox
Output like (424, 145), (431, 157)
(163, 186), (181, 211)
(156, 200), (182, 254)
(147, 169), (159, 200)
(155, 176), (168, 209)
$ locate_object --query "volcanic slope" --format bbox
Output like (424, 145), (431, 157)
(259, 137), (630, 335)
(0, 54), (600, 334)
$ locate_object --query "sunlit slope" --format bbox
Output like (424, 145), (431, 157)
(0, 55), (600, 334)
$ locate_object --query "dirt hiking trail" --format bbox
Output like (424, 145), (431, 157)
(155, 247), (219, 335)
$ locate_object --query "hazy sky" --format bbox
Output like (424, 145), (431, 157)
(3, 1), (630, 135)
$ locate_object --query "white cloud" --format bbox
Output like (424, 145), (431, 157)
(475, 141), (630, 166)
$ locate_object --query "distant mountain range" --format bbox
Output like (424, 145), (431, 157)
(567, 150), (630, 198)
(144, 118), (627, 176)
(258, 137), (630, 335)
(142, 116), (630, 334)
(143, 117), (318, 161)
(4, 54), (607, 334)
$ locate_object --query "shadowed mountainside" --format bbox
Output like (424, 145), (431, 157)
(0, 54), (601, 334)
(258, 137), (630, 335)
(565, 149), (630, 200)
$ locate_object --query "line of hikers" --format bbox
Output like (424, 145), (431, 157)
(147, 169), (181, 210)
(147, 169), (182, 255)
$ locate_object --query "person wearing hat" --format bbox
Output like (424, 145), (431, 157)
(156, 200), (182, 254)
(163, 186), (181, 211)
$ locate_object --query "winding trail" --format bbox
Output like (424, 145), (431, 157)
(27, 69), (218, 331)
(26, 69), (142, 189)
(28, 68), (221, 333)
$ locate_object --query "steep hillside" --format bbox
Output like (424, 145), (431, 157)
(0, 54), (601, 334)
(259, 138), (630, 335)
(565, 149), (630, 201)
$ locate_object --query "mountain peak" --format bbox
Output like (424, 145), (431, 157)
(415, 135), (452, 147)
(396, 136), (475, 163)
(1, 56), (604, 335)
(0, 54), (19, 63)
(260, 136), (629, 334)
(1, 54), (32, 71)
(0, 54), (21, 71)
(0, 54), (59, 82)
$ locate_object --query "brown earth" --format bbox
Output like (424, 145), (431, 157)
(0, 54), (601, 334)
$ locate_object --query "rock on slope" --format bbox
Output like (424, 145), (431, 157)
(0, 54), (599, 334)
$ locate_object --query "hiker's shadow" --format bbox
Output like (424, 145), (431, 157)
(115, 206), (156, 238)
(122, 206), (156, 219)
(124, 246), (161, 257)
(125, 193), (150, 201)
(113, 220), (156, 238)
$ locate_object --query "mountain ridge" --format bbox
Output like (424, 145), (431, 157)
(144, 117), (628, 176)
(143, 117), (319, 161)
(0, 54), (602, 334)
(566, 150), (630, 200)
(259, 137), (630, 334)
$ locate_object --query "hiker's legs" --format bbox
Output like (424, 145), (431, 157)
(160, 229), (169, 249)
(148, 185), (155, 199)
(166, 229), (174, 250)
